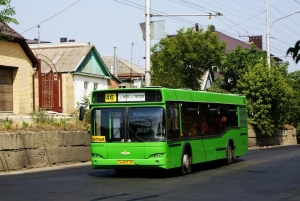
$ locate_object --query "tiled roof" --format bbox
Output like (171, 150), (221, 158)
(0, 22), (23, 40)
(102, 56), (145, 77)
(215, 30), (254, 52)
(30, 43), (93, 73)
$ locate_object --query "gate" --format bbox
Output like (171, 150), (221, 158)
(37, 54), (62, 113)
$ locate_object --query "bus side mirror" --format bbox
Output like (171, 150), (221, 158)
(79, 106), (85, 121)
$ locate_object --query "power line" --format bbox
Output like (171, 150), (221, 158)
(21, 0), (81, 34)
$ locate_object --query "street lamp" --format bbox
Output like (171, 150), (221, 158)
(266, 9), (300, 68)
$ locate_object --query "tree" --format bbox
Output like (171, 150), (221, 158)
(237, 62), (294, 136)
(0, 0), (18, 39)
(287, 70), (300, 126)
(286, 40), (300, 64)
(220, 44), (266, 93)
(206, 77), (228, 93)
(150, 26), (226, 90)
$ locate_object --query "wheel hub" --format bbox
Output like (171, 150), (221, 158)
(183, 154), (189, 168)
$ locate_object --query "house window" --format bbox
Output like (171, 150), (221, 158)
(94, 83), (98, 90)
(84, 82), (89, 96)
(84, 82), (89, 89)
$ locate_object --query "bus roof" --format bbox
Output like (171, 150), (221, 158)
(91, 87), (246, 105)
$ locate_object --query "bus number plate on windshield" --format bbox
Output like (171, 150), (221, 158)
(117, 160), (134, 165)
(105, 93), (117, 102)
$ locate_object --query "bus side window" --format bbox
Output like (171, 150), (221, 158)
(167, 102), (180, 140)
(199, 104), (209, 135)
(209, 106), (220, 135)
(229, 107), (238, 127)
(219, 105), (229, 133)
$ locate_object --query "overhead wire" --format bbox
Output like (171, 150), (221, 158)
(121, 0), (199, 26)
(21, 0), (81, 34)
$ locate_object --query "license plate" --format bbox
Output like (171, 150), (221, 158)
(117, 160), (134, 165)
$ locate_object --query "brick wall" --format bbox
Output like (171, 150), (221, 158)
(108, 79), (120, 89)
(62, 74), (75, 114)
(0, 41), (35, 114)
(248, 128), (297, 147)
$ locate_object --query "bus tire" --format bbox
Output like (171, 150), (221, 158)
(225, 145), (234, 165)
(181, 145), (192, 175)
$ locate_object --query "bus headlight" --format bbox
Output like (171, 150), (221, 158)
(150, 153), (165, 158)
(92, 153), (103, 158)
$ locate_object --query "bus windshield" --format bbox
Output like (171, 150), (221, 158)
(93, 107), (166, 142)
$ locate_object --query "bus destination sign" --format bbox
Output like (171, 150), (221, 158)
(96, 90), (161, 103)
(118, 93), (145, 102)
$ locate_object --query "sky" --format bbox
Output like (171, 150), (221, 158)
(8, 0), (300, 72)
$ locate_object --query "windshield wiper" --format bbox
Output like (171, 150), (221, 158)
(128, 127), (143, 142)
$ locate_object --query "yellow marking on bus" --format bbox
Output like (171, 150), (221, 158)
(92, 136), (106, 142)
(105, 93), (117, 102)
(117, 160), (134, 165)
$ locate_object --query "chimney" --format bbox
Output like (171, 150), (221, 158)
(68, 39), (75, 42)
(249, 36), (262, 49)
(60, 37), (67, 43)
(195, 23), (199, 32)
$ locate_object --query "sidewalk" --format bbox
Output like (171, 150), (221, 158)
(0, 162), (91, 176)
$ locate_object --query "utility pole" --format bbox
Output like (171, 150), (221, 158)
(266, 0), (300, 69)
(266, 0), (271, 68)
(130, 42), (134, 87)
(37, 25), (40, 48)
(113, 47), (118, 77)
(144, 0), (222, 87)
(145, 0), (151, 87)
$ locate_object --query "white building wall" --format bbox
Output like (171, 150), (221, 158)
(73, 75), (108, 108)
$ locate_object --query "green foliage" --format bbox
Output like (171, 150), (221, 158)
(287, 70), (300, 126)
(22, 121), (29, 129)
(296, 124), (300, 144)
(0, 0), (19, 39)
(84, 123), (90, 133)
(52, 118), (67, 130)
(30, 108), (69, 130)
(30, 108), (51, 127)
(76, 95), (91, 131)
(237, 63), (294, 136)
(0, 117), (13, 129)
(150, 26), (226, 90)
(0, 0), (18, 24)
(286, 40), (300, 64)
(206, 76), (228, 93)
(220, 44), (266, 93)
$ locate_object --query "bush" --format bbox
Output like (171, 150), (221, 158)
(0, 117), (13, 130)
(296, 124), (300, 144)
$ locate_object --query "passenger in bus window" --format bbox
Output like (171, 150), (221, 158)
(200, 116), (208, 135)
(210, 117), (219, 135)
(189, 123), (198, 136)
(220, 116), (227, 131)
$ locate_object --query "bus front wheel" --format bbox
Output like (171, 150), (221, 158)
(181, 150), (191, 175)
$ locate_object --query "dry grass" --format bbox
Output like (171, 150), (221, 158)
(0, 112), (89, 132)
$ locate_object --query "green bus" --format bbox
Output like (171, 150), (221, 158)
(88, 87), (248, 175)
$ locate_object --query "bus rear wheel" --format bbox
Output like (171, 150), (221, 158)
(225, 146), (234, 165)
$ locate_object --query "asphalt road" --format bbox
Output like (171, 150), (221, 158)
(0, 145), (300, 201)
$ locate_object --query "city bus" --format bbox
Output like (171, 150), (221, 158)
(87, 87), (248, 175)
